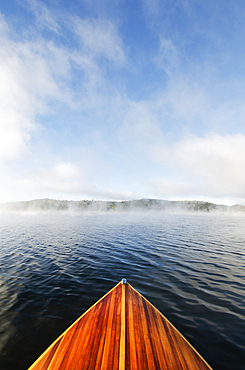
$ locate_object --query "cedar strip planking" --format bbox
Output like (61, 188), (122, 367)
(168, 318), (206, 370)
(93, 293), (115, 369)
(48, 320), (82, 370)
(131, 287), (149, 369)
(152, 304), (173, 369)
(142, 298), (163, 369)
(168, 324), (195, 370)
(164, 318), (194, 370)
(101, 284), (117, 369)
(94, 289), (116, 370)
(42, 339), (62, 370)
(125, 284), (137, 370)
(78, 300), (107, 370)
(128, 283), (212, 370)
(137, 293), (157, 369)
(66, 301), (103, 370)
(161, 317), (184, 369)
(64, 301), (97, 370)
(109, 285), (121, 369)
(61, 304), (96, 370)
(82, 299), (108, 369)
(129, 289), (146, 369)
(80, 300), (107, 370)
(28, 281), (212, 370)
(47, 307), (93, 370)
(119, 283), (126, 370)
(112, 287), (122, 369)
(30, 338), (62, 370)
(151, 306), (169, 369)
(153, 306), (176, 369)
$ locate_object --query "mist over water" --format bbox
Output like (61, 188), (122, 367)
(0, 212), (245, 370)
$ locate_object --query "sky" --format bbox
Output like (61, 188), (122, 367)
(1, 0), (245, 205)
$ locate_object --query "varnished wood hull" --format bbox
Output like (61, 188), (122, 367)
(29, 281), (212, 370)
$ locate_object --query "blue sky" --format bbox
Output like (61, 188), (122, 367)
(1, 0), (245, 204)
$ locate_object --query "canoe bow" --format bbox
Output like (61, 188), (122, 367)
(29, 280), (212, 370)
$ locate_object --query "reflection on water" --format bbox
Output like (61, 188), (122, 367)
(0, 212), (245, 369)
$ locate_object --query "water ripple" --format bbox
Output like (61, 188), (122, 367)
(0, 212), (245, 369)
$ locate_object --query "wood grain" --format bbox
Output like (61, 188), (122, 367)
(119, 282), (126, 370)
(28, 281), (213, 370)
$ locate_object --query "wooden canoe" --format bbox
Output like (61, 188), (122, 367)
(29, 279), (212, 370)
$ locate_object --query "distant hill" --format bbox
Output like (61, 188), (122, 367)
(0, 198), (244, 213)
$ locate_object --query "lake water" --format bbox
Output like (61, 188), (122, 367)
(0, 212), (245, 369)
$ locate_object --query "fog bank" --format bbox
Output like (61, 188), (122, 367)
(0, 198), (244, 214)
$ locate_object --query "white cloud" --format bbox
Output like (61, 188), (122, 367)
(151, 177), (195, 198)
(176, 134), (245, 196)
(118, 101), (163, 153)
(53, 163), (80, 179)
(24, 0), (60, 32)
(1, 2), (245, 205)
(151, 134), (245, 200)
(82, 188), (137, 201)
(15, 162), (84, 194)
(0, 8), (126, 166)
(0, 15), (73, 163)
(0, 45), (33, 161)
(72, 18), (126, 65)
(164, 79), (209, 123)
(11, 162), (136, 201)
(155, 37), (179, 74)
(142, 0), (160, 15)
(0, 7), (130, 202)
